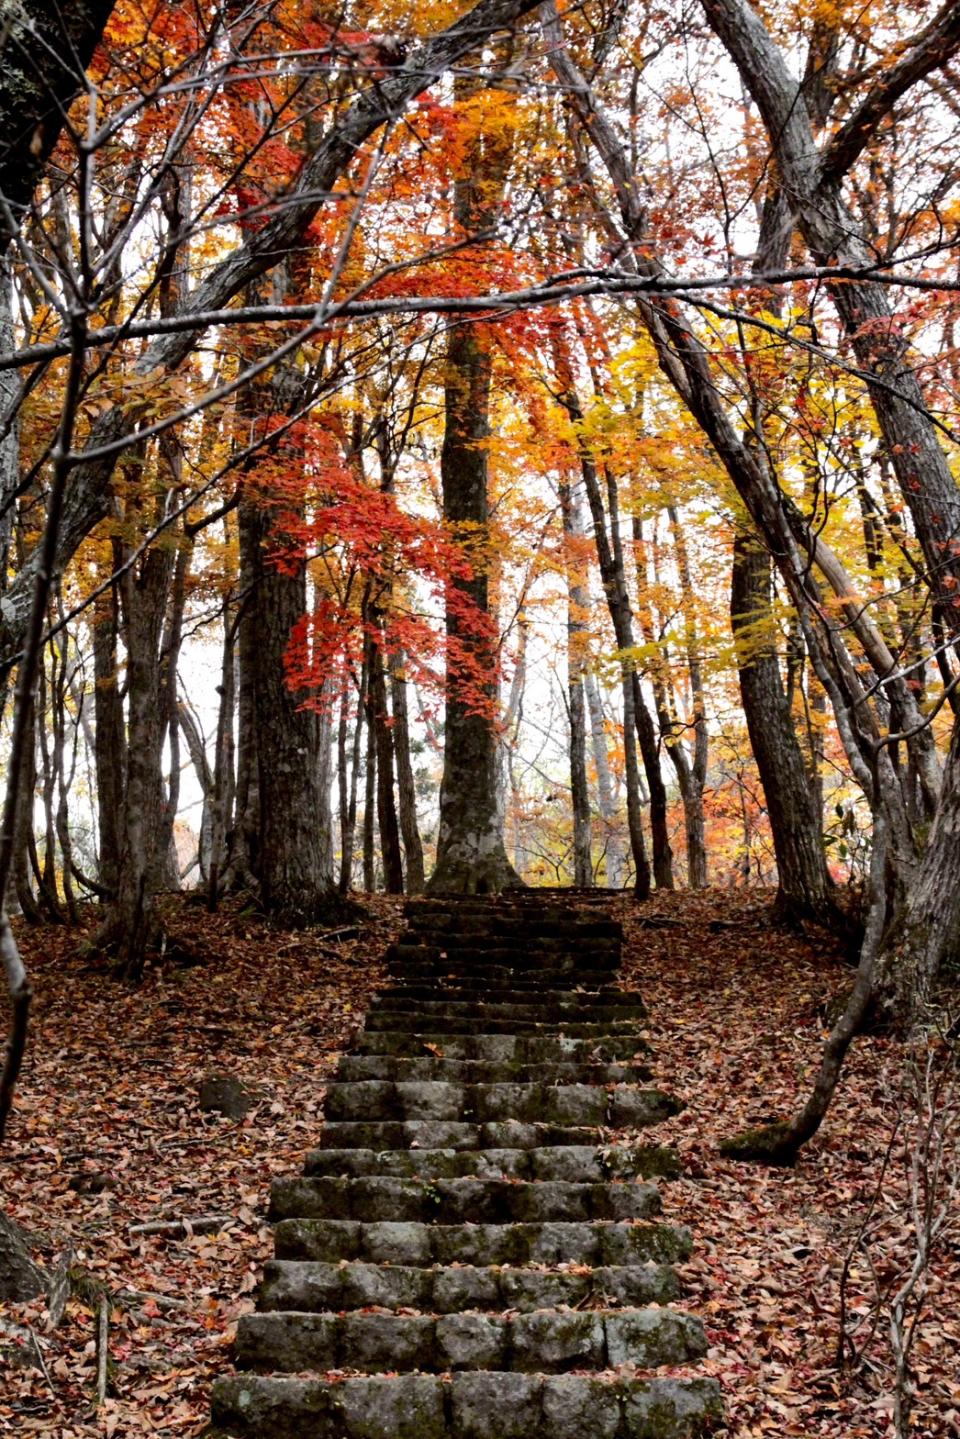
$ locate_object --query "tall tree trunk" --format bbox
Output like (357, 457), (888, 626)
(228, 506), (261, 892)
(584, 671), (625, 887)
(92, 581), (123, 897)
(363, 699), (377, 893)
(559, 475), (593, 887)
(667, 507), (709, 888)
(207, 606), (237, 909)
(731, 531), (837, 926)
(365, 618), (404, 895)
(247, 495), (333, 923)
(605, 467), (673, 889)
(702, 0), (960, 630)
(428, 70), (521, 895)
(389, 652), (426, 893)
(338, 667), (366, 896)
(106, 538), (174, 978)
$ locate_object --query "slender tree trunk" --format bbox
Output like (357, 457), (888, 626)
(559, 475), (593, 886)
(339, 666), (366, 896)
(365, 620), (404, 894)
(207, 607), (237, 909)
(606, 467), (673, 889)
(668, 507), (709, 887)
(92, 582), (124, 897)
(634, 515), (708, 888)
(584, 671), (625, 887)
(362, 700), (377, 893)
(11, 699), (42, 924)
(390, 652), (426, 893)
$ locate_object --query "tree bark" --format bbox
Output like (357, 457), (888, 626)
(731, 531), (838, 927)
(0, 0), (117, 251)
(389, 652), (426, 893)
(584, 670), (625, 887)
(247, 496), (333, 923)
(558, 475), (593, 886)
(428, 69), (521, 895)
(92, 582), (123, 897)
(875, 716), (960, 1025)
(365, 618), (404, 894)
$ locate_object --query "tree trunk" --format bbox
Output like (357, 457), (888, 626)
(338, 668), (366, 896)
(365, 620), (404, 894)
(606, 467), (673, 889)
(0, 1), (116, 252)
(207, 607), (237, 909)
(0, 1212), (45, 1301)
(247, 496), (333, 923)
(228, 506), (261, 892)
(875, 716), (960, 1025)
(731, 531), (838, 927)
(584, 671), (625, 887)
(363, 698), (377, 893)
(428, 70), (521, 895)
(559, 475), (593, 886)
(106, 540), (174, 978)
(389, 652), (426, 893)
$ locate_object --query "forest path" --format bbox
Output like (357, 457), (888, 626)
(210, 891), (722, 1438)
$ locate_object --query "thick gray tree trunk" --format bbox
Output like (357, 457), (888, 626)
(428, 71), (521, 895)
(731, 532), (838, 927)
(246, 497), (333, 923)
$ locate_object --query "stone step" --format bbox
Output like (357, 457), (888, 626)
(257, 1258), (680, 1313)
(405, 911), (621, 935)
(316, 1120), (613, 1150)
(273, 1217), (693, 1267)
(332, 1055), (652, 1085)
(376, 982), (639, 1002)
(372, 994), (647, 1018)
(303, 1143), (682, 1182)
(212, 1372), (722, 1439)
(356, 1031), (650, 1061)
(269, 1175), (663, 1225)
(405, 926), (622, 947)
(387, 943), (620, 970)
(235, 1305), (707, 1376)
(384, 969), (621, 990)
(323, 1080), (679, 1128)
(362, 1013), (643, 1036)
(386, 968), (621, 992)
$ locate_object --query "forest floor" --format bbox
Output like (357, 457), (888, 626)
(0, 888), (957, 1438)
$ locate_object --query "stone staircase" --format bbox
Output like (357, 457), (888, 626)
(211, 891), (722, 1438)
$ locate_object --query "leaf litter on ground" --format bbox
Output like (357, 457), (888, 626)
(1, 886), (957, 1437)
